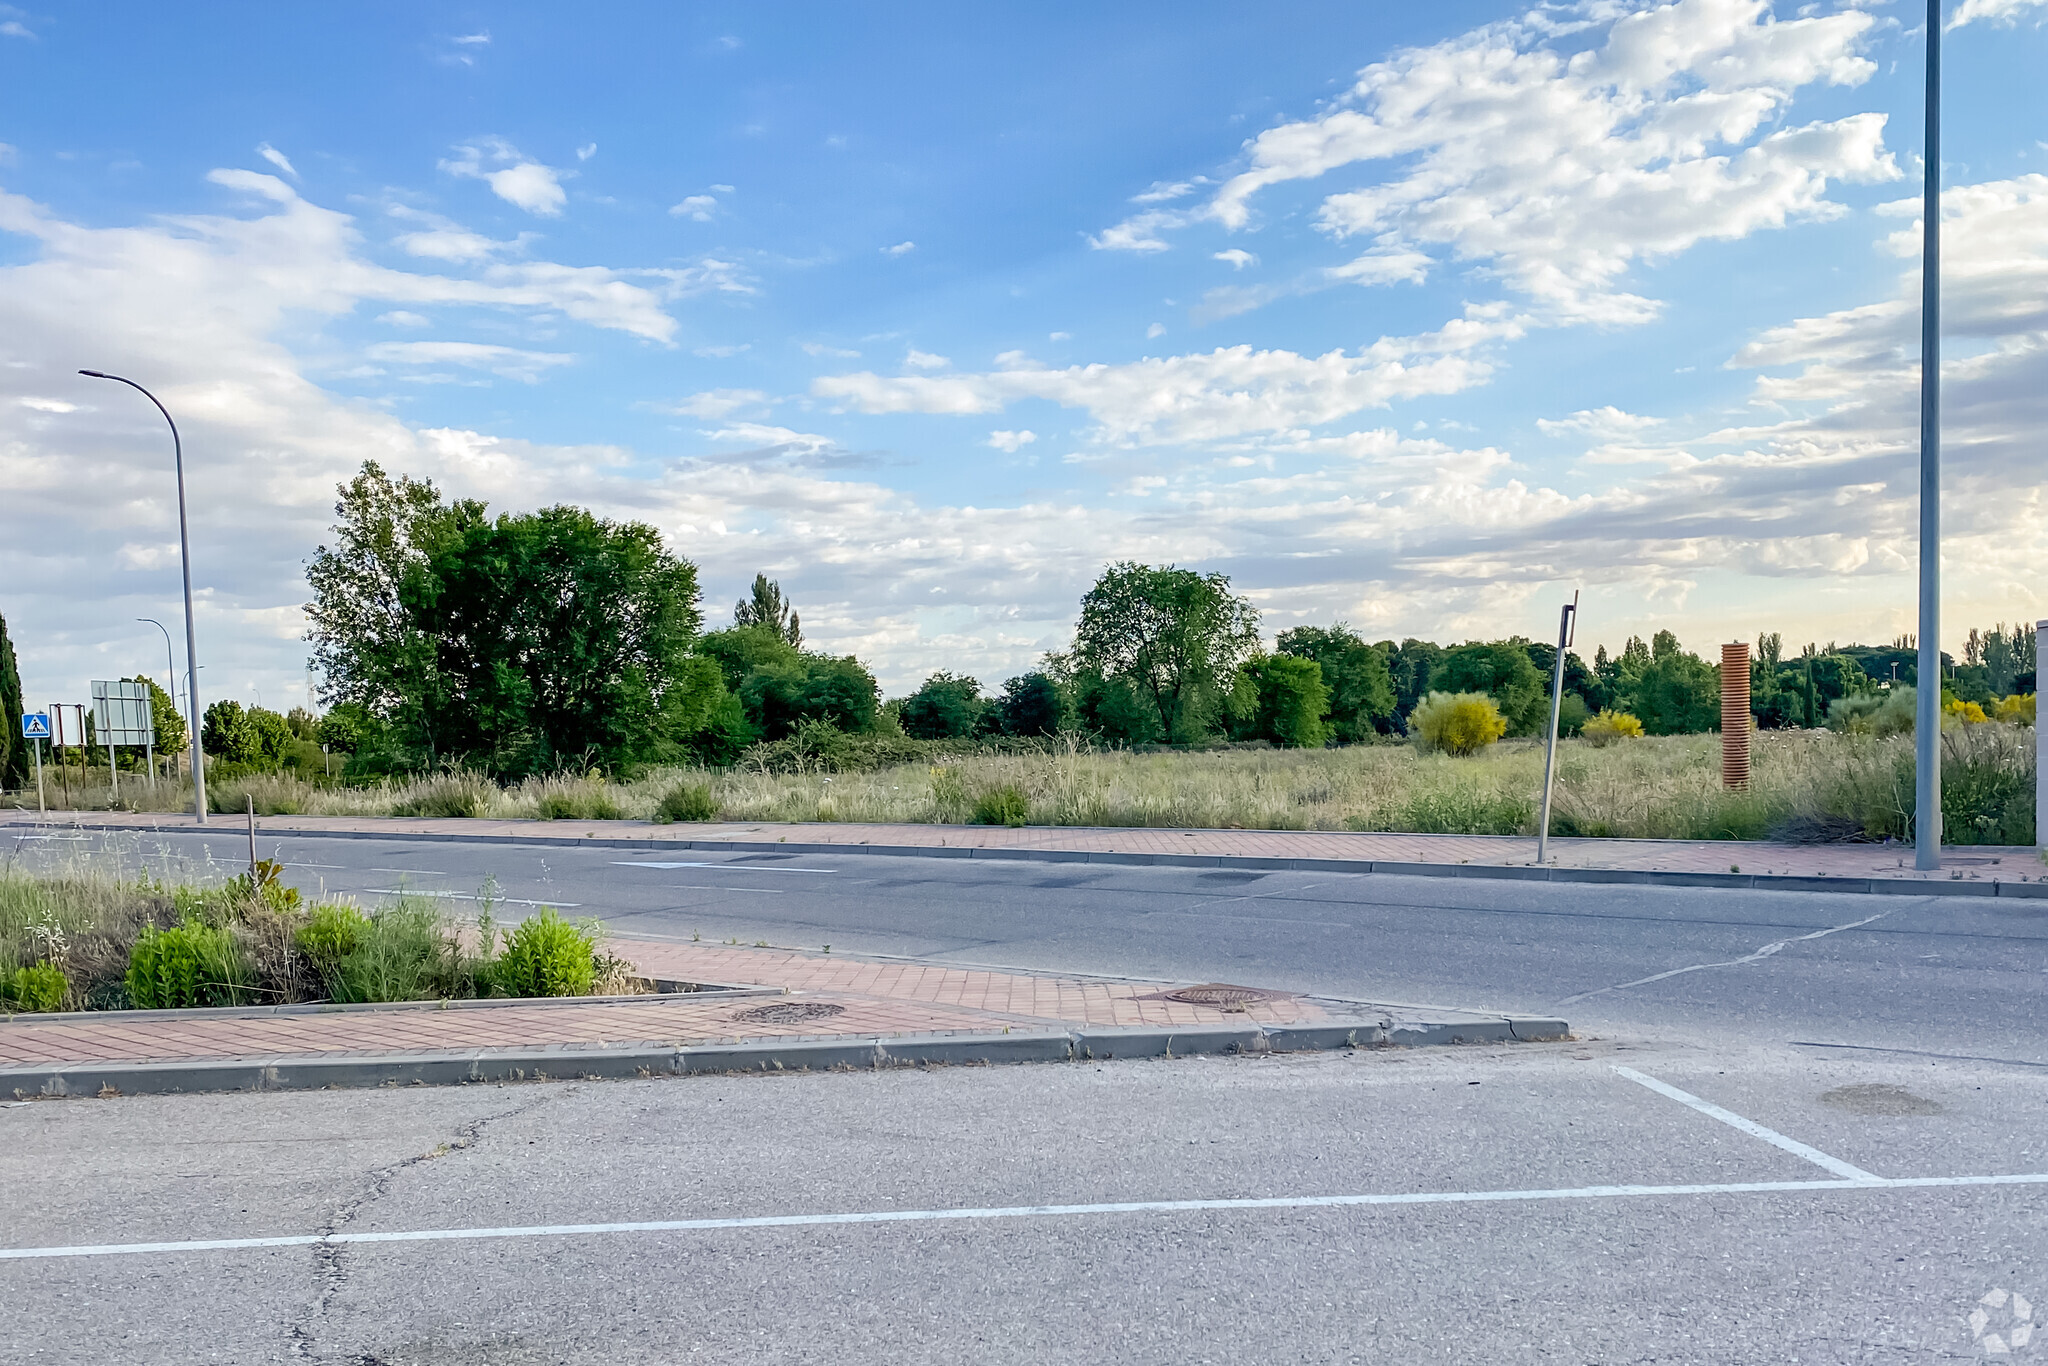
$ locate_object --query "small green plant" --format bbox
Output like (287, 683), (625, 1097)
(534, 777), (625, 821)
(5, 962), (70, 1012)
(126, 922), (252, 1009)
(390, 771), (496, 819)
(971, 783), (1031, 827)
(295, 904), (371, 964)
(1581, 710), (1646, 747)
(321, 902), (465, 1003)
(493, 909), (598, 998)
(653, 781), (720, 823)
(1409, 692), (1508, 757)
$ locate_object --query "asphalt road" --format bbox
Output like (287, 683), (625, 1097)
(6, 826), (2047, 1363)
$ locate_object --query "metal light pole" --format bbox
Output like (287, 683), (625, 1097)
(1914, 0), (1942, 869)
(82, 371), (207, 824)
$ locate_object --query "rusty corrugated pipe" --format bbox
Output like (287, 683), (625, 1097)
(1721, 642), (1752, 789)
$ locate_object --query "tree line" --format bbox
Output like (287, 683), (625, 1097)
(258, 467), (2028, 777)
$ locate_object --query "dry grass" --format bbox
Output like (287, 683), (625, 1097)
(6, 727), (2031, 843)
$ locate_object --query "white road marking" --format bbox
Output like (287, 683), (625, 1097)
(370, 868), (446, 876)
(5, 1172), (2042, 1262)
(362, 889), (580, 908)
(613, 861), (836, 873)
(662, 885), (785, 894)
(1555, 911), (1890, 1006)
(282, 863), (345, 870)
(1612, 1065), (1881, 1182)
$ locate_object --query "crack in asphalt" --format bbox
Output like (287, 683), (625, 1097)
(1551, 910), (1893, 1008)
(288, 1090), (567, 1363)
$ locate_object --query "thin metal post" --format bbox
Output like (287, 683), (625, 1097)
(33, 738), (44, 815)
(82, 372), (206, 823)
(2037, 620), (2046, 851)
(247, 795), (258, 878)
(106, 729), (118, 802)
(1914, 0), (1942, 869)
(1536, 592), (1579, 865)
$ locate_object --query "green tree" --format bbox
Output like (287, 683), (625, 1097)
(1633, 639), (1722, 735)
(1240, 654), (1330, 748)
(1380, 639), (1444, 731)
(0, 606), (28, 789)
(900, 672), (985, 739)
(998, 672), (1067, 737)
(697, 626), (803, 691)
(1431, 641), (1547, 735)
(1276, 625), (1395, 739)
(130, 675), (187, 761)
(1071, 672), (1161, 745)
(202, 700), (258, 763)
(1073, 562), (1261, 744)
(306, 464), (714, 776)
(731, 574), (802, 648)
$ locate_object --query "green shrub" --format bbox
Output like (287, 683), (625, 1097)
(1582, 710), (1646, 746)
(1830, 685), (1915, 738)
(321, 902), (464, 1004)
(5, 962), (69, 1012)
(493, 909), (598, 998)
(1556, 694), (1592, 737)
(127, 922), (252, 1009)
(1409, 692), (1508, 757)
(390, 771), (496, 818)
(971, 784), (1031, 827)
(295, 904), (370, 964)
(654, 781), (720, 823)
(534, 780), (624, 821)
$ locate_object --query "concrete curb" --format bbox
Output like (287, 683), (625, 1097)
(35, 818), (2041, 900)
(1, 1016), (1572, 1099)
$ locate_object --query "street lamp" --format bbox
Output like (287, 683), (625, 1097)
(1914, 0), (1942, 869)
(82, 371), (207, 824)
(139, 617), (177, 778)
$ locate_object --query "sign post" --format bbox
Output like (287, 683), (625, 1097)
(21, 712), (50, 815)
(92, 680), (156, 803)
(49, 703), (86, 806)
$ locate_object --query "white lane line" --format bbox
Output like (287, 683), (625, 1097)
(1612, 1066), (1881, 1183)
(1555, 911), (1889, 1007)
(7, 1172), (2043, 1262)
(361, 889), (580, 908)
(662, 885), (785, 894)
(370, 868), (446, 876)
(282, 862), (345, 870)
(613, 861), (836, 874)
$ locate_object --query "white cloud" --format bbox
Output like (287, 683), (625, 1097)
(693, 343), (750, 358)
(1146, 322), (1166, 339)
(988, 430), (1037, 453)
(17, 397), (76, 413)
(365, 341), (574, 383)
(440, 139), (569, 217)
(1, 16), (33, 39)
(1948, 0), (2048, 28)
(883, 241), (916, 256)
(670, 195), (718, 221)
(1131, 178), (1207, 204)
(1537, 407), (1662, 437)
(576, 143), (598, 161)
(904, 349), (949, 370)
(1094, 0), (1895, 329)
(375, 310), (430, 327)
(1214, 249), (1258, 270)
(710, 184), (734, 194)
(661, 388), (770, 419)
(1049, 331), (1071, 342)
(452, 31), (490, 45)
(802, 341), (861, 358)
(255, 143), (298, 179)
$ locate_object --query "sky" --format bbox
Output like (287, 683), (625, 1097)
(3, 0), (2047, 714)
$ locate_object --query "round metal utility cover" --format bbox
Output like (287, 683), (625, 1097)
(1157, 984), (1292, 1007)
(731, 1001), (849, 1025)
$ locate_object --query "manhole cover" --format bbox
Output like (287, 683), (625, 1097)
(731, 1001), (849, 1025)
(1150, 983), (1293, 1007)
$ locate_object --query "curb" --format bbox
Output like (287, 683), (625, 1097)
(28, 819), (2041, 901)
(1, 1016), (1572, 1099)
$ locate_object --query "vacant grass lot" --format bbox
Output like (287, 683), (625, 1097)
(10, 725), (2033, 845)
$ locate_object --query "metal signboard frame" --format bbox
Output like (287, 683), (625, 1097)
(90, 680), (157, 798)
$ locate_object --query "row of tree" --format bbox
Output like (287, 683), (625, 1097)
(180, 466), (2030, 778)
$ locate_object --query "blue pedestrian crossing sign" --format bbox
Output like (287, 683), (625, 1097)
(20, 713), (50, 741)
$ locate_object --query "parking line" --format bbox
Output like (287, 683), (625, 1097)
(613, 861), (837, 874)
(5, 1172), (2044, 1262)
(1612, 1065), (1882, 1183)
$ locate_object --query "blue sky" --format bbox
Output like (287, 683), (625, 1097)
(3, 0), (2048, 712)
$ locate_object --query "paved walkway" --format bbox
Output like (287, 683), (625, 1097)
(0, 938), (1351, 1074)
(11, 810), (2039, 883)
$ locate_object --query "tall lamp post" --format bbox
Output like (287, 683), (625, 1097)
(1914, 0), (1942, 869)
(82, 371), (207, 824)
(139, 617), (177, 778)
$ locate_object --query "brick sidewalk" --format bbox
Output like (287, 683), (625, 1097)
(14, 810), (2039, 883)
(0, 938), (1346, 1073)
